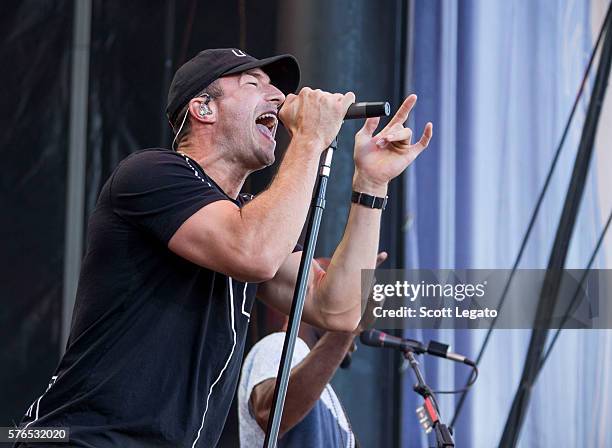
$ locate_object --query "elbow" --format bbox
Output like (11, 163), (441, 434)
(328, 321), (359, 333)
(315, 289), (360, 332)
(254, 407), (292, 439)
(254, 406), (270, 433)
(319, 312), (360, 332)
(233, 264), (276, 283)
(236, 224), (295, 282)
(238, 249), (281, 283)
(254, 255), (281, 282)
(248, 269), (277, 283)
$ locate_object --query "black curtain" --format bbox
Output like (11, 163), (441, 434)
(0, 0), (72, 428)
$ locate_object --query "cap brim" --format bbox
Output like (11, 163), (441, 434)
(223, 54), (300, 95)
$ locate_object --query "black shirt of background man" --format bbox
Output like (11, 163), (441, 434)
(16, 149), (260, 447)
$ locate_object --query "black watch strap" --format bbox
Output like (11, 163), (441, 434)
(351, 190), (388, 210)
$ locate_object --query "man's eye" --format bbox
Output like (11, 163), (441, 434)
(247, 82), (257, 86)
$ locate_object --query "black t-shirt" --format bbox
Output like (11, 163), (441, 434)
(17, 149), (260, 447)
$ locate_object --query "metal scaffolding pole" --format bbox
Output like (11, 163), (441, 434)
(62, 0), (92, 351)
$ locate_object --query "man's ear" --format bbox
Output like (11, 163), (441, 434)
(189, 97), (216, 124)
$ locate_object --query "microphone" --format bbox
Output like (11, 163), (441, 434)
(359, 329), (426, 353)
(360, 329), (475, 366)
(345, 102), (391, 120)
(426, 340), (475, 366)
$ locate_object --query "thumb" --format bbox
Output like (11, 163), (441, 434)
(358, 117), (380, 138)
(375, 251), (388, 267)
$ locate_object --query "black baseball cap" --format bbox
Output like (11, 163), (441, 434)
(166, 48), (300, 124)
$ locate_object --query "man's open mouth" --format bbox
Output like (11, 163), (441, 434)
(255, 111), (278, 141)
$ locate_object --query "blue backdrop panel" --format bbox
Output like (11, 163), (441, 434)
(404, 0), (611, 446)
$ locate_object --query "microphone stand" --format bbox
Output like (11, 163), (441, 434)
(404, 349), (455, 448)
(263, 138), (337, 448)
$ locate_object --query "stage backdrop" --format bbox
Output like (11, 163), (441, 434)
(1, 1), (407, 447)
(276, 1), (409, 446)
(404, 0), (612, 447)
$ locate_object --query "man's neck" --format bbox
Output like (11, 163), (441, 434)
(177, 143), (247, 199)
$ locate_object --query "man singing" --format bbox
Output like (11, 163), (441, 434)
(16, 48), (432, 447)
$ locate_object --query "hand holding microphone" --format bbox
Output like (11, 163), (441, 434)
(278, 87), (391, 150)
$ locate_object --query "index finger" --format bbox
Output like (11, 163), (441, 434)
(341, 91), (356, 112)
(384, 94), (417, 130)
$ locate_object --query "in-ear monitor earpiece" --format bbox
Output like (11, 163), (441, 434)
(198, 93), (212, 116)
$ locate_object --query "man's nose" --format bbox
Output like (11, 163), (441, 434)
(266, 84), (286, 105)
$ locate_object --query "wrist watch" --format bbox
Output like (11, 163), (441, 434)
(351, 190), (388, 210)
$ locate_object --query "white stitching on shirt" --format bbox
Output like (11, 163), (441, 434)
(180, 152), (251, 445)
(179, 153), (212, 187)
(241, 282), (250, 319)
(191, 277), (237, 448)
(22, 375), (58, 429)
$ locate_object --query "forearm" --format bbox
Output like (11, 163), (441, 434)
(254, 332), (354, 435)
(240, 136), (322, 271)
(315, 174), (387, 329)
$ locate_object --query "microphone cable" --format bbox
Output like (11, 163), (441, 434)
(431, 364), (479, 395)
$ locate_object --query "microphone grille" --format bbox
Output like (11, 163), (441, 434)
(359, 329), (384, 347)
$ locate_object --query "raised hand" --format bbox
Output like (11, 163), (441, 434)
(353, 94), (432, 194)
